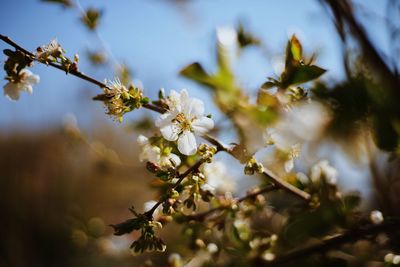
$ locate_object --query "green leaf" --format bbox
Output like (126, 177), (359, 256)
(237, 23), (261, 49)
(289, 65), (326, 85)
(261, 81), (276, 89)
(180, 62), (213, 88)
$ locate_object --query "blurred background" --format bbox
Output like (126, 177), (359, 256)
(0, 0), (397, 266)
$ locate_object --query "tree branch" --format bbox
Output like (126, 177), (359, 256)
(0, 34), (108, 89)
(258, 218), (400, 266)
(0, 34), (310, 202)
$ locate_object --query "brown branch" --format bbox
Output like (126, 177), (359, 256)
(0, 34), (108, 89)
(186, 184), (277, 221)
(257, 218), (400, 266)
(263, 169), (311, 201)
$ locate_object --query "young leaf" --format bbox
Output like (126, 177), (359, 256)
(180, 62), (213, 88)
(290, 35), (303, 61)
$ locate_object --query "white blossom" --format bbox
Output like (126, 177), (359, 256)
(385, 253), (395, 263)
(202, 161), (236, 193)
(394, 255), (400, 265)
(261, 251), (276, 261)
(266, 101), (331, 151)
(206, 243), (218, 254)
(104, 78), (128, 98)
(156, 89), (214, 155)
(283, 144), (301, 172)
(369, 210), (384, 225)
(3, 69), (40, 101)
(296, 172), (309, 184)
(137, 135), (181, 168)
(36, 39), (63, 60)
(310, 160), (338, 185)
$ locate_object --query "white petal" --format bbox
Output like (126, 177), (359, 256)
(179, 89), (189, 103)
(155, 111), (178, 128)
(25, 73), (40, 85)
(3, 82), (20, 101)
(168, 90), (181, 111)
(160, 123), (180, 141)
(24, 85), (33, 94)
(177, 131), (197, 155)
(137, 135), (148, 146)
(183, 98), (204, 118)
(168, 153), (181, 167)
(192, 116), (214, 135)
(284, 159), (294, 173)
(147, 146), (161, 163)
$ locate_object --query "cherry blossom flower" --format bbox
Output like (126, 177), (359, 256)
(370, 210), (384, 225)
(156, 89), (214, 155)
(137, 135), (181, 169)
(202, 161), (236, 194)
(3, 69), (40, 101)
(310, 160), (338, 185)
(266, 101), (331, 151)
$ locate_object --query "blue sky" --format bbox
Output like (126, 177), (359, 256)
(0, 0), (390, 130)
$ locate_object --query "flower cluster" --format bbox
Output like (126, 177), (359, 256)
(94, 78), (149, 121)
(3, 69), (39, 101)
(137, 135), (181, 170)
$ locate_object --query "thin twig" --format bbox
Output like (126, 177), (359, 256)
(263, 169), (311, 201)
(0, 34), (108, 88)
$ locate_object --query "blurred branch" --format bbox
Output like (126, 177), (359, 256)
(321, 0), (400, 97)
(186, 184), (276, 221)
(258, 218), (400, 266)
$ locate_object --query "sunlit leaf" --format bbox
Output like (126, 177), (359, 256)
(180, 62), (214, 88)
(284, 65), (326, 86)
